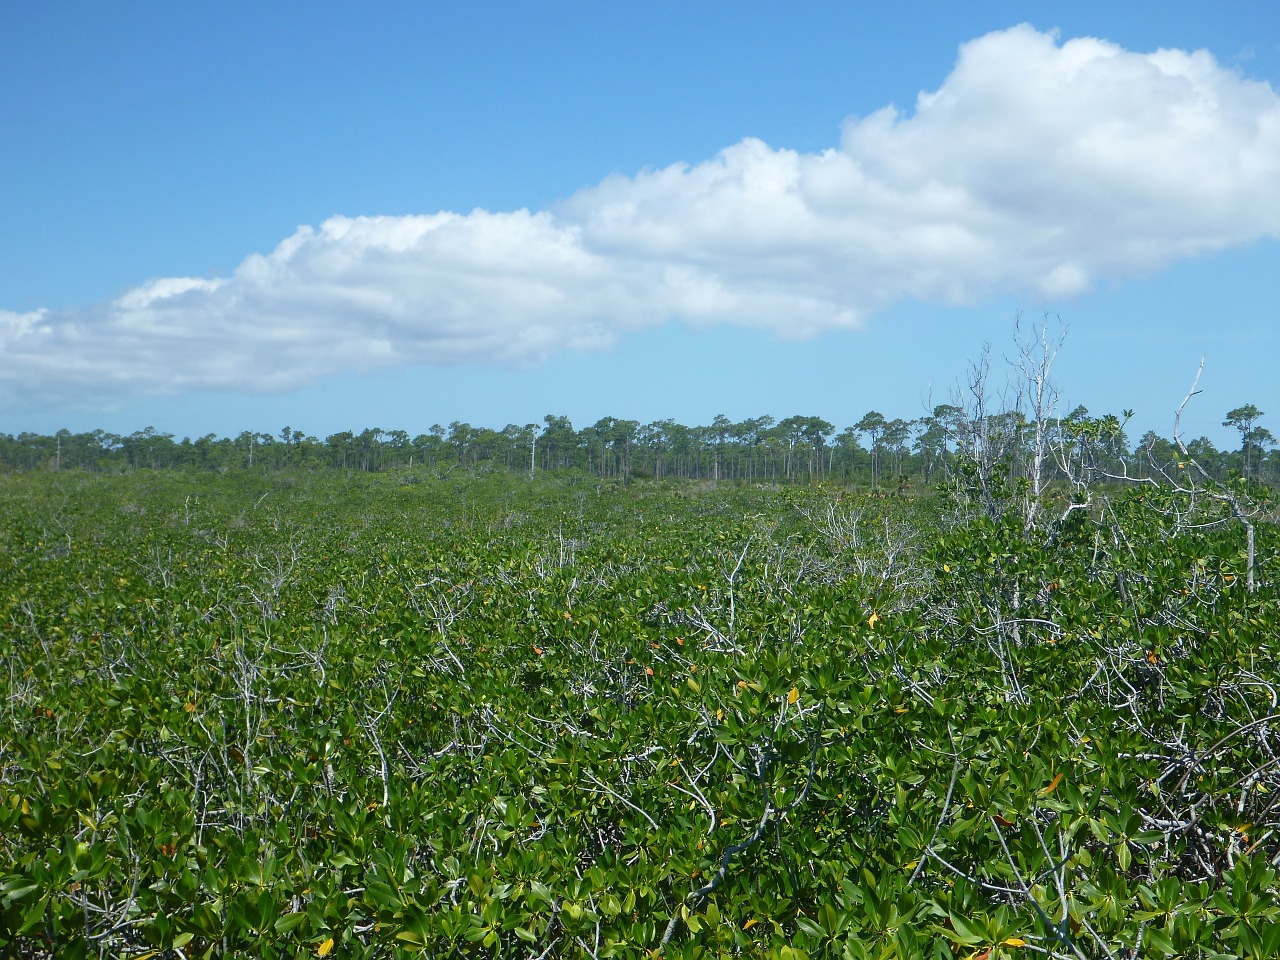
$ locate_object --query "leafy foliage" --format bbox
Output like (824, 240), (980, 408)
(1, 470), (1277, 957)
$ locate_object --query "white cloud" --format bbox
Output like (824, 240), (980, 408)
(5, 24), (1279, 404)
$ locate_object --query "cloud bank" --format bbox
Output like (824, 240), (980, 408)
(6, 24), (1279, 404)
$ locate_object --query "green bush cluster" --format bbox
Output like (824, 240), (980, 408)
(1, 471), (1277, 958)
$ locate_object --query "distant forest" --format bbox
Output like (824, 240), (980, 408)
(4, 406), (1277, 487)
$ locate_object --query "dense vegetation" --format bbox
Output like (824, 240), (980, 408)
(2, 459), (1278, 957)
(4, 403), (1277, 487)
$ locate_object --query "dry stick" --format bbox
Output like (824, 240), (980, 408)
(659, 797), (776, 949)
(658, 705), (821, 952)
(989, 816), (1100, 960)
(668, 762), (718, 836)
(724, 536), (752, 646)
(908, 744), (964, 886)
(1174, 712), (1280, 798)
(922, 850), (1025, 896)
(581, 770), (659, 830)
(1172, 359), (1259, 593)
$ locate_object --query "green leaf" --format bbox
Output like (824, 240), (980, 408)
(1, 883), (40, 905)
(1142, 926), (1177, 956)
(705, 900), (720, 927)
(274, 913), (307, 934)
(947, 912), (986, 946)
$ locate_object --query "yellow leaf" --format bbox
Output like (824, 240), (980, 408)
(1002, 938), (1028, 947)
(318, 938), (335, 957)
(743, 918), (759, 930)
(942, 564), (951, 573)
(868, 613), (880, 629)
(1041, 773), (1064, 795)
(788, 687), (799, 705)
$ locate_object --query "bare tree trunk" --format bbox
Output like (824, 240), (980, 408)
(1015, 313), (1064, 533)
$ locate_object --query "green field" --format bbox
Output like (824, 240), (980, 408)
(2, 470), (1277, 958)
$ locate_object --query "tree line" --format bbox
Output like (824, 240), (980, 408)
(3, 404), (1276, 487)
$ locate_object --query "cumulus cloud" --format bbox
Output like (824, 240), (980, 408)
(5, 24), (1279, 403)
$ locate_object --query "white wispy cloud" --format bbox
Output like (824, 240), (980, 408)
(6, 24), (1279, 404)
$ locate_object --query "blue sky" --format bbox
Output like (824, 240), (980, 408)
(2, 1), (1278, 447)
